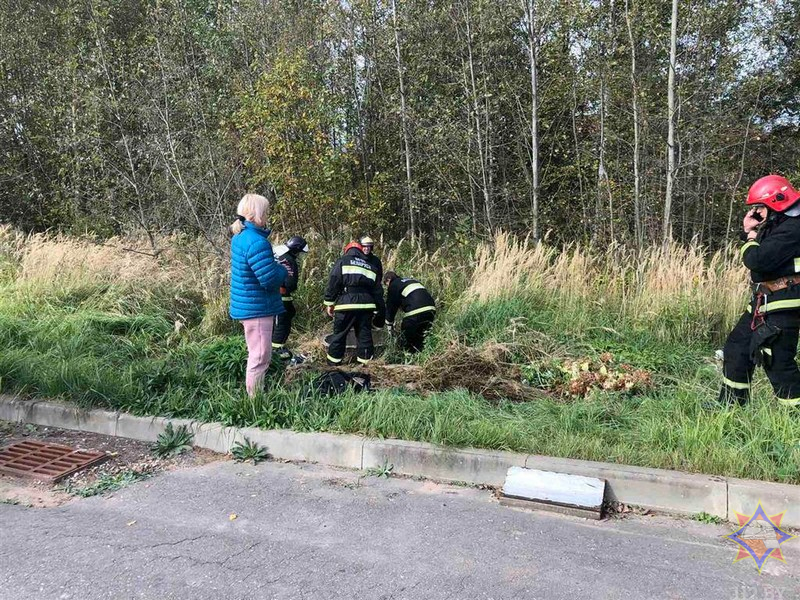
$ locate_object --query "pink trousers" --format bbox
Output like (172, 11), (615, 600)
(242, 316), (275, 396)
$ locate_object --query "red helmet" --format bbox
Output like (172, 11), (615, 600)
(747, 175), (800, 212)
(343, 241), (363, 254)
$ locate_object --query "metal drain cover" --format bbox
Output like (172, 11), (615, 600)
(0, 440), (108, 482)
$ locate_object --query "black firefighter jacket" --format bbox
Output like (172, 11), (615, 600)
(324, 248), (386, 325)
(385, 277), (436, 326)
(742, 211), (800, 314)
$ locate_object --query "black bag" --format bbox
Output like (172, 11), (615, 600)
(307, 371), (372, 397)
(750, 320), (781, 368)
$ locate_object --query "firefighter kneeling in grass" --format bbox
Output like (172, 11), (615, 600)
(324, 242), (385, 366)
(719, 174), (800, 408)
(383, 271), (436, 353)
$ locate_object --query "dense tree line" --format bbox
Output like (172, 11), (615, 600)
(1, 0), (798, 248)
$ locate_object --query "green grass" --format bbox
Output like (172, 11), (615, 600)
(1, 239), (799, 485)
(63, 469), (152, 497)
(692, 512), (725, 525)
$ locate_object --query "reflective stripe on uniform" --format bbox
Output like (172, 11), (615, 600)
(324, 300), (335, 306)
(778, 397), (800, 406)
(342, 265), (377, 281)
(357, 356), (371, 364)
(272, 342), (285, 349)
(760, 298), (800, 313)
(794, 257), (800, 273)
(335, 303), (377, 311)
(401, 283), (425, 297)
(326, 354), (343, 363)
(404, 306), (436, 317)
(282, 296), (293, 302)
(763, 347), (773, 356)
(722, 376), (750, 390)
(740, 241), (759, 259)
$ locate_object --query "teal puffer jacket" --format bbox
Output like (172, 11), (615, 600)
(229, 222), (287, 321)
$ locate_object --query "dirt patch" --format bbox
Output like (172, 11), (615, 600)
(0, 477), (71, 508)
(0, 421), (224, 506)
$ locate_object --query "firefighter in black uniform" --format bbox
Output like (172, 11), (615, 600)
(360, 236), (383, 283)
(272, 236), (309, 360)
(324, 242), (385, 365)
(719, 174), (800, 408)
(384, 271), (436, 353)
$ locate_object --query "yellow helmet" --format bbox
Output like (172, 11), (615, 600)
(359, 236), (375, 247)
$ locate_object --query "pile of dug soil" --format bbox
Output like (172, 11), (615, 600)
(417, 341), (542, 403)
(285, 341), (544, 404)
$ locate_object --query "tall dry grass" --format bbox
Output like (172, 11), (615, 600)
(465, 232), (749, 338)
(1, 226), (751, 341)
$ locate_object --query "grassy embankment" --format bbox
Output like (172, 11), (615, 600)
(0, 226), (798, 483)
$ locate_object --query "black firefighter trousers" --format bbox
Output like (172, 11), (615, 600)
(327, 310), (374, 365)
(272, 301), (296, 356)
(398, 312), (435, 353)
(720, 310), (800, 406)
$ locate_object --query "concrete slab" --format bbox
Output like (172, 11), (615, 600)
(499, 496), (603, 520)
(19, 400), (116, 436)
(728, 477), (800, 529)
(238, 428), (363, 469)
(115, 414), (173, 443)
(363, 439), (527, 486)
(0, 395), (33, 423)
(191, 422), (238, 454)
(502, 466), (605, 511)
(77, 408), (118, 436)
(26, 401), (83, 431)
(525, 454), (727, 518)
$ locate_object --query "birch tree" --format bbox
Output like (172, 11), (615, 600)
(663, 0), (679, 243)
(390, 0), (415, 237)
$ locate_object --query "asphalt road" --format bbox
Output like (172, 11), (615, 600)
(1, 459), (798, 600)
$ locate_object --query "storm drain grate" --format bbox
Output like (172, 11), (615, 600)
(0, 440), (108, 482)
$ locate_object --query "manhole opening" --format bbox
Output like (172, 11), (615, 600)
(0, 440), (108, 482)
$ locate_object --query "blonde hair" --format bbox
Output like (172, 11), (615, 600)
(230, 193), (270, 235)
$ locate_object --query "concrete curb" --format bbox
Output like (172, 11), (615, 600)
(3, 395), (800, 526)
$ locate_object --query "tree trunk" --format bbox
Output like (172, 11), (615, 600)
(391, 0), (415, 238)
(664, 0), (679, 245)
(463, 0), (493, 232)
(624, 0), (643, 248)
(522, 0), (540, 241)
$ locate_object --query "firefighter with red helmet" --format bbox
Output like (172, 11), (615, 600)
(719, 174), (800, 407)
(324, 241), (385, 365)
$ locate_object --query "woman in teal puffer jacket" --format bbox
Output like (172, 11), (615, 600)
(229, 193), (287, 396)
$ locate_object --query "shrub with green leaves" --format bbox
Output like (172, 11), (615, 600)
(231, 437), (269, 464)
(152, 422), (194, 458)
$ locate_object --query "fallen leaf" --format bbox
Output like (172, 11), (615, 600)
(127, 520), (137, 527)
(229, 513), (238, 521)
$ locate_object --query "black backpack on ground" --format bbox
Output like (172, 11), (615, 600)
(305, 371), (372, 398)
